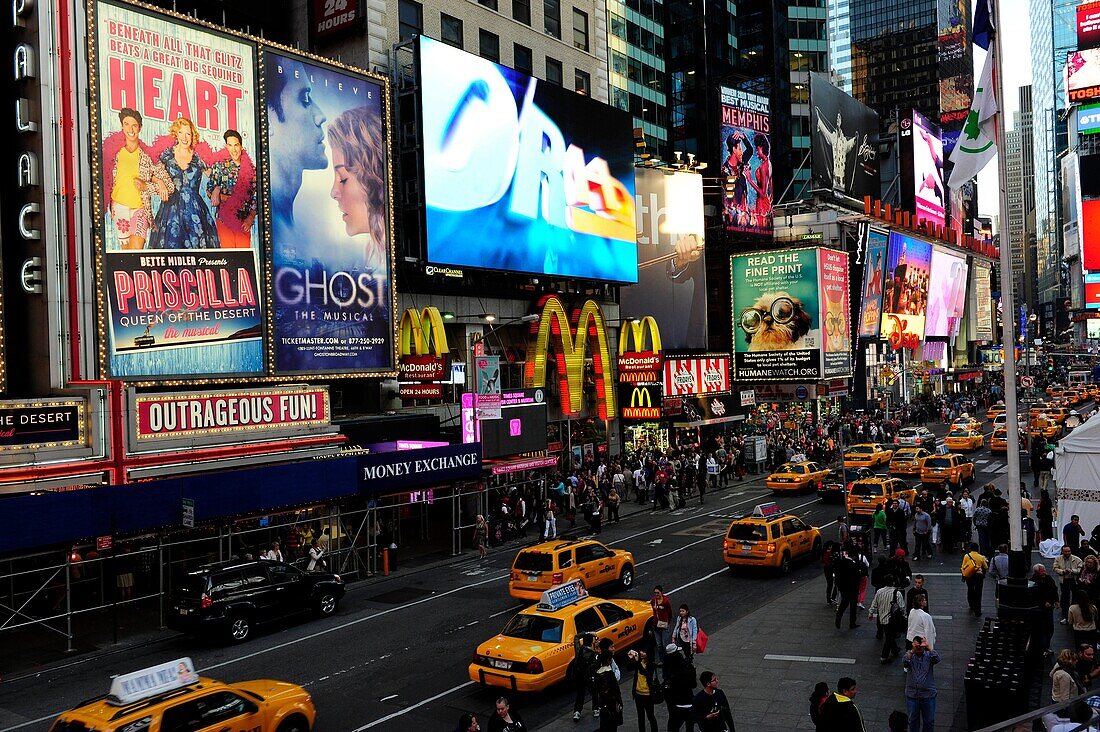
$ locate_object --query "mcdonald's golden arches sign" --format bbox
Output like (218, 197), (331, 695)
(524, 295), (616, 420)
(617, 316), (663, 383)
(617, 383), (661, 420)
(398, 307), (449, 399)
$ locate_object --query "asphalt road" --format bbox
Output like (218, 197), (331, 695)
(0, 415), (1067, 732)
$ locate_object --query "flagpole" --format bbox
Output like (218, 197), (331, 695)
(988, 0), (1026, 576)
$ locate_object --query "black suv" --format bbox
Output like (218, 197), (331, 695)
(167, 559), (345, 643)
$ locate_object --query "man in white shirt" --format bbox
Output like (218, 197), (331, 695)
(906, 594), (937, 650)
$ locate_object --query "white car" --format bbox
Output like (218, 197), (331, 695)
(894, 427), (937, 450)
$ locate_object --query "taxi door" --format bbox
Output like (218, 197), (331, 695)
(597, 602), (640, 646)
(586, 543), (617, 587)
(159, 690), (263, 732)
(574, 544), (599, 587)
(780, 518), (808, 558)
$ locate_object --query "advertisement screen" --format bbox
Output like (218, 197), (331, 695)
(809, 73), (881, 200)
(972, 262), (993, 340)
(1080, 0), (1100, 49)
(418, 36), (637, 282)
(937, 0), (972, 149)
(1066, 49), (1100, 104)
(925, 248), (968, 337)
(880, 233), (933, 345)
(731, 247), (851, 380)
(901, 111), (946, 230)
(94, 0), (263, 377)
(1078, 104), (1100, 135)
(858, 230), (889, 337)
(719, 86), (773, 237)
(620, 169), (707, 349)
(265, 51), (394, 374)
(1086, 272), (1100, 309)
(662, 356), (730, 397)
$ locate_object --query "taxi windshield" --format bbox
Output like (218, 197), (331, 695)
(727, 523), (769, 542)
(513, 552), (555, 572)
(501, 614), (564, 643)
(850, 483), (883, 496)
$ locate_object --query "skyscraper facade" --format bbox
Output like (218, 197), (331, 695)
(827, 0), (853, 93)
(1030, 0), (1077, 304)
(608, 0), (669, 155)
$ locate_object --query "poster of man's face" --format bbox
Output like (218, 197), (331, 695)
(809, 73), (881, 200)
(264, 51), (394, 374)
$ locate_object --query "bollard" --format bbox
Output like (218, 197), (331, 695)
(382, 548), (389, 576)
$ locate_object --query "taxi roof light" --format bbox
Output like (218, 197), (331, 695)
(537, 579), (588, 612)
(108, 658), (198, 705)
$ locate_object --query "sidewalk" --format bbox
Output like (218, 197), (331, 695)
(537, 551), (987, 731)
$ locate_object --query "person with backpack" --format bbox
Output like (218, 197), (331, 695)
(868, 573), (905, 663)
(819, 677), (866, 731)
(834, 545), (864, 630)
(593, 647), (624, 731)
(663, 643), (697, 732)
(960, 542), (989, 616)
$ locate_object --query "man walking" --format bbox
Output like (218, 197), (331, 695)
(819, 677), (866, 731)
(1033, 564), (1060, 655)
(834, 546), (864, 630)
(572, 632), (597, 721)
(1054, 545), (1084, 624)
(913, 506), (933, 561)
(1064, 515), (1087, 554)
(692, 671), (736, 732)
(960, 543), (989, 616)
(903, 636), (941, 732)
(868, 574), (904, 663)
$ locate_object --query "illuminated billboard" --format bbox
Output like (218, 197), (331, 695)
(265, 51), (394, 374)
(1085, 272), (1100, 309)
(1066, 49), (1100, 104)
(858, 230), (889, 338)
(620, 169), (707, 350)
(663, 355), (731, 396)
(880, 233), (932, 350)
(731, 247), (852, 381)
(719, 86), (773, 237)
(418, 36), (637, 283)
(1078, 104), (1100, 135)
(92, 0), (263, 378)
(1080, 0), (1100, 49)
(971, 262), (993, 340)
(900, 110), (946, 231)
(809, 73), (881, 201)
(925, 247), (969, 337)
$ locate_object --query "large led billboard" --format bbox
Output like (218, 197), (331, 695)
(1085, 272), (1100, 309)
(1080, 0), (1100, 49)
(809, 73), (881, 201)
(858, 230), (889, 338)
(1066, 49), (1100, 104)
(925, 248), (969, 337)
(880, 233), (932, 347)
(971, 262), (993, 340)
(620, 169), (708, 349)
(418, 36), (637, 283)
(731, 247), (851, 381)
(93, 0), (263, 377)
(937, 0), (973, 152)
(719, 86), (773, 237)
(900, 110), (946, 231)
(265, 52), (394, 374)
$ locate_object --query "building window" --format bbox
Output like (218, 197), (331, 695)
(513, 0), (531, 24)
(479, 29), (500, 62)
(441, 14), (463, 48)
(544, 0), (561, 37)
(546, 56), (563, 85)
(514, 43), (533, 75)
(398, 0), (422, 41)
(478, 0), (498, 10)
(572, 9), (589, 51)
(575, 69), (590, 95)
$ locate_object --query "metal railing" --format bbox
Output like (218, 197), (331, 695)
(973, 689), (1100, 732)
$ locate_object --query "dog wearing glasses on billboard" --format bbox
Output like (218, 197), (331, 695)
(740, 292), (812, 350)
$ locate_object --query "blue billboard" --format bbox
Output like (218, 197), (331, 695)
(417, 37), (638, 283)
(1078, 104), (1100, 135)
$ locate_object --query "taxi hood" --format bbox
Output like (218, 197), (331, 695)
(231, 679), (307, 701)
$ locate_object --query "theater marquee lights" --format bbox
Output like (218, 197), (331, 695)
(524, 295), (616, 419)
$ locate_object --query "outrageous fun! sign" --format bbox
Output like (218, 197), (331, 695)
(92, 1), (263, 378)
(134, 386), (330, 439)
(731, 247), (852, 381)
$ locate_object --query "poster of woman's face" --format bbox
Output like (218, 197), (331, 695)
(265, 51), (393, 375)
(93, 0), (263, 378)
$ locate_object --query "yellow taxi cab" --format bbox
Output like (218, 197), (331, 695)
(944, 429), (984, 452)
(986, 403), (1005, 421)
(722, 503), (822, 574)
(1028, 417), (1063, 440)
(846, 477), (916, 519)
(990, 428), (1010, 453)
(1046, 407), (1070, 424)
(889, 447), (933, 477)
(765, 461), (831, 492)
(1029, 401), (1054, 418)
(843, 443), (894, 468)
(469, 580), (651, 692)
(1047, 386), (1065, 399)
(951, 415), (981, 432)
(509, 539), (635, 601)
(920, 453), (975, 489)
(1062, 390), (1085, 406)
(50, 657), (315, 732)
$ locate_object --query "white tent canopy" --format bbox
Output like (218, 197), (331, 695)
(1055, 415), (1100, 541)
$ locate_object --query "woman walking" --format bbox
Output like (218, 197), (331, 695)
(473, 515), (489, 561)
(672, 604), (698, 660)
(628, 648), (660, 732)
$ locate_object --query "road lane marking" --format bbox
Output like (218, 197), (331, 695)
(489, 603), (524, 618)
(351, 681), (476, 730)
(930, 615), (953, 620)
(764, 654), (856, 664)
(380, 694), (398, 701)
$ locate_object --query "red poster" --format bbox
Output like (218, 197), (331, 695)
(311, 0), (361, 44)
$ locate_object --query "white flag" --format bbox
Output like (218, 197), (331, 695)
(948, 50), (998, 189)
